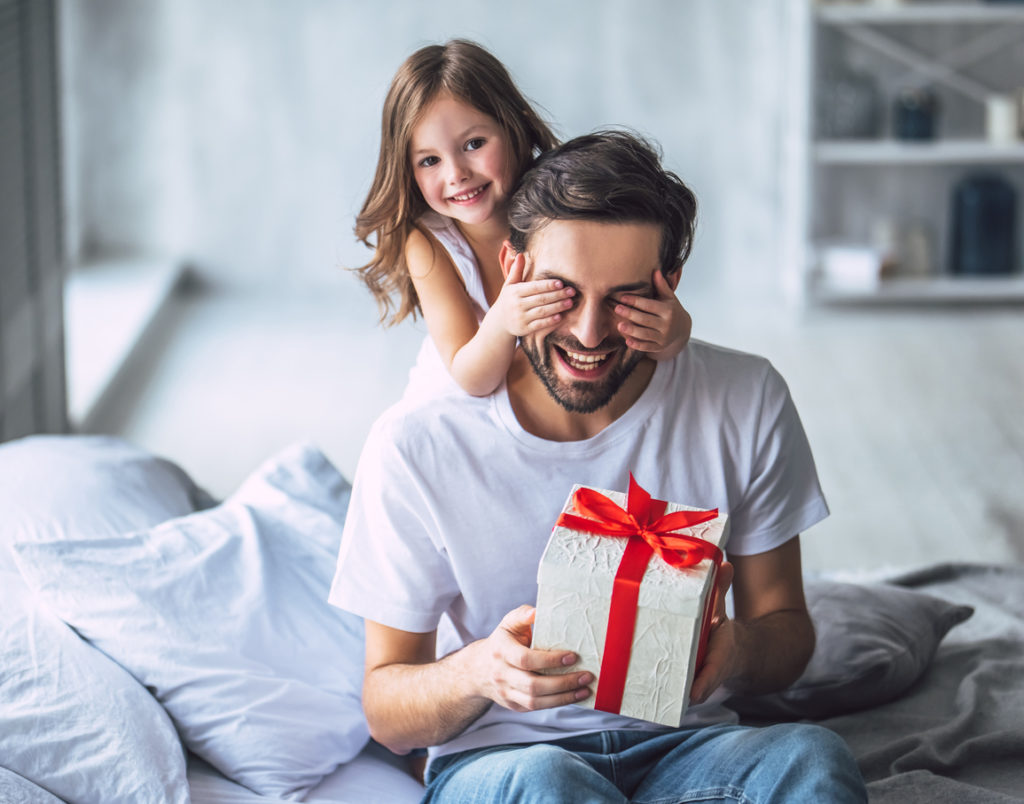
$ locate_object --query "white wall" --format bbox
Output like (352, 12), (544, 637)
(61, 0), (800, 300)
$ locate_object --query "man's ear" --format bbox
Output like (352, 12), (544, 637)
(499, 240), (518, 280)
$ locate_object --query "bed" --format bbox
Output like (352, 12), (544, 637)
(1, 435), (1021, 803)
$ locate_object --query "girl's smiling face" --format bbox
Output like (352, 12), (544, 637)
(409, 95), (514, 228)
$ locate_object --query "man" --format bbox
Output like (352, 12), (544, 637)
(330, 131), (867, 802)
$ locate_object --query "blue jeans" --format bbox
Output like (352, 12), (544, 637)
(422, 724), (866, 803)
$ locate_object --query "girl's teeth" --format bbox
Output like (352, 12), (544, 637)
(452, 186), (485, 202)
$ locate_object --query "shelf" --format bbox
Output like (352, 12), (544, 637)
(815, 139), (1024, 164)
(809, 275), (1024, 304)
(804, 3), (1024, 306)
(817, 4), (1024, 26)
(816, 3), (1024, 105)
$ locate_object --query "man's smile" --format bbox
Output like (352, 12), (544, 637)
(552, 344), (616, 378)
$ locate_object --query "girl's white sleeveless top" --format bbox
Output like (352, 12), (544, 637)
(402, 211), (491, 402)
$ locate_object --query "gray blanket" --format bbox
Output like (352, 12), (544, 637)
(823, 564), (1024, 803)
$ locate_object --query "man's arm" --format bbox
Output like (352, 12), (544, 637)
(362, 606), (594, 755)
(690, 536), (814, 703)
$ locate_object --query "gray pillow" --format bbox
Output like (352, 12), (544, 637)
(727, 580), (974, 720)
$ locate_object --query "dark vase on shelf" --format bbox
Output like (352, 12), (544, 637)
(893, 88), (939, 141)
(950, 175), (1018, 275)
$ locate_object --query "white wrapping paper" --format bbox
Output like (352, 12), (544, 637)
(533, 484), (729, 726)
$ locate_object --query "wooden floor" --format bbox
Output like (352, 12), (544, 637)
(94, 278), (1024, 575)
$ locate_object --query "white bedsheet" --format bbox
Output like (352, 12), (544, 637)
(188, 743), (425, 804)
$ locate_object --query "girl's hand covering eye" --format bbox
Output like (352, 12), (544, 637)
(492, 254), (576, 337)
(614, 269), (692, 360)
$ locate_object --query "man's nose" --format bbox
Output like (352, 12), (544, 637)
(569, 299), (612, 350)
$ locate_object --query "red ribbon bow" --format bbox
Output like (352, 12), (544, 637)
(555, 474), (722, 716)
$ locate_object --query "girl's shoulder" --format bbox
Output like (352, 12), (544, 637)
(404, 222), (452, 281)
(408, 212), (479, 283)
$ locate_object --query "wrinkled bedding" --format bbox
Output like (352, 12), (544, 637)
(813, 563), (1024, 803)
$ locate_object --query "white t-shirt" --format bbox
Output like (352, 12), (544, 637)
(403, 211), (490, 402)
(330, 340), (828, 760)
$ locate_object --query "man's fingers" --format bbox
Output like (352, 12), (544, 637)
(507, 641), (578, 673)
(489, 605), (593, 711)
(498, 607), (577, 671)
(712, 562), (733, 621)
(717, 561), (734, 593)
(495, 605), (536, 650)
(515, 668), (593, 698)
(501, 666), (593, 711)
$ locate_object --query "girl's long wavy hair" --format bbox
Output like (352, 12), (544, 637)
(353, 40), (557, 325)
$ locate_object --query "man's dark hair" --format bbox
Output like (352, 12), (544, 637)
(507, 129), (697, 276)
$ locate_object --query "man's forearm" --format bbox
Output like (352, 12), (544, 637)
(727, 608), (815, 696)
(363, 642), (490, 755)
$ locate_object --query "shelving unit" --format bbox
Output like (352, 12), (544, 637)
(805, 2), (1024, 304)
(815, 139), (1024, 164)
(817, 4), (1024, 24)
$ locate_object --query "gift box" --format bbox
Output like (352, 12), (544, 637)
(532, 476), (729, 727)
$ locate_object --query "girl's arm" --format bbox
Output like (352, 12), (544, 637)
(407, 229), (571, 396)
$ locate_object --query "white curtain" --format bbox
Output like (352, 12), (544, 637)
(0, 0), (66, 440)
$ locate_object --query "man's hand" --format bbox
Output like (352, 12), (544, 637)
(469, 605), (593, 712)
(690, 562), (738, 705)
(615, 269), (692, 360)
(689, 539), (816, 704)
(362, 606), (592, 755)
(492, 253), (575, 337)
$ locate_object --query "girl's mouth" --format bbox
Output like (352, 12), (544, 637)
(448, 183), (489, 204)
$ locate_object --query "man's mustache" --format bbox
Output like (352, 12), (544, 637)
(543, 334), (625, 353)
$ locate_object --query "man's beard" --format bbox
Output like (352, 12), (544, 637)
(521, 332), (642, 414)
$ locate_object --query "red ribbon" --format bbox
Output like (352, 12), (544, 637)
(555, 474), (722, 716)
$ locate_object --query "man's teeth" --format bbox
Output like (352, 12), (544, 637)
(451, 186), (485, 202)
(564, 350), (607, 371)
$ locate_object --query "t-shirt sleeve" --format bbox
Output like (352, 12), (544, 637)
(725, 363), (829, 556)
(328, 412), (459, 632)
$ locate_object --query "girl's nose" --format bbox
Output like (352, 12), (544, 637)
(446, 155), (470, 186)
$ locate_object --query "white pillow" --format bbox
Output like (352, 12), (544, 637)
(0, 434), (210, 573)
(15, 442), (368, 800)
(0, 570), (189, 803)
(0, 766), (65, 804)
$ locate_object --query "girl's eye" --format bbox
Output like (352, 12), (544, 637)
(417, 155), (440, 168)
(465, 138), (486, 152)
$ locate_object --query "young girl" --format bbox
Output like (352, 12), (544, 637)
(355, 39), (691, 400)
